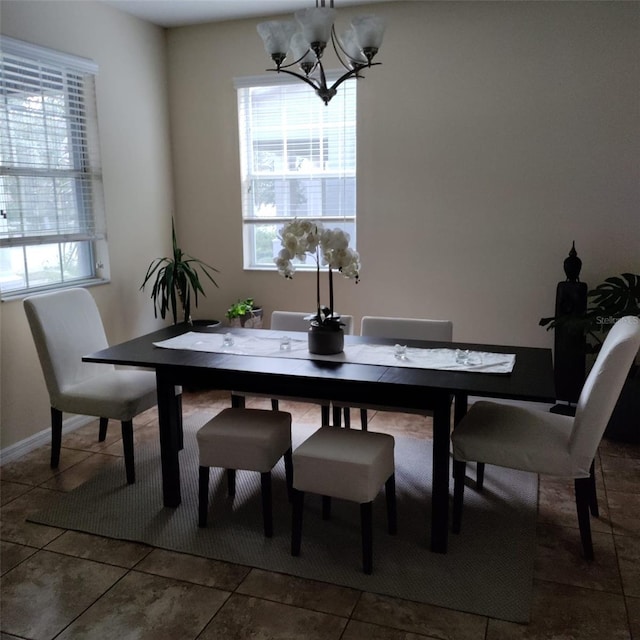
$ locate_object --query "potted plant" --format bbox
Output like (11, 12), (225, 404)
(274, 219), (360, 354)
(140, 219), (220, 325)
(540, 273), (640, 353)
(540, 273), (640, 442)
(226, 297), (263, 328)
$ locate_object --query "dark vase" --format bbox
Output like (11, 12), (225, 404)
(308, 324), (344, 355)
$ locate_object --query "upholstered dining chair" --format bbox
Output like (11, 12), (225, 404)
(24, 288), (161, 484)
(231, 310), (354, 426)
(451, 316), (640, 560)
(333, 316), (453, 429)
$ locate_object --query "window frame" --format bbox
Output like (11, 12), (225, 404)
(0, 36), (108, 300)
(235, 73), (357, 272)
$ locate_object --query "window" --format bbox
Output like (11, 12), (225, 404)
(0, 37), (107, 298)
(236, 75), (356, 269)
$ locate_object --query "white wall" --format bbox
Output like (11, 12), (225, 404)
(0, 0), (174, 450)
(167, 1), (639, 342)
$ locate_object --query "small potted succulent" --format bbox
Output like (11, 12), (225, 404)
(226, 297), (263, 328)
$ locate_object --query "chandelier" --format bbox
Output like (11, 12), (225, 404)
(256, 0), (385, 105)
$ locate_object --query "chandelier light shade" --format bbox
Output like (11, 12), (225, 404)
(256, 0), (386, 105)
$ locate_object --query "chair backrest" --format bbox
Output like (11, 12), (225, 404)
(271, 311), (354, 335)
(361, 316), (453, 342)
(24, 288), (114, 404)
(570, 316), (640, 474)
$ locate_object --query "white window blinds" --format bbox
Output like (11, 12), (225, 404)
(236, 75), (357, 269)
(0, 37), (104, 246)
(0, 37), (106, 296)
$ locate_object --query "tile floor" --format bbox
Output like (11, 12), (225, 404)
(1, 390), (639, 640)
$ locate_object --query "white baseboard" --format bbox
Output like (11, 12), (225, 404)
(0, 415), (94, 466)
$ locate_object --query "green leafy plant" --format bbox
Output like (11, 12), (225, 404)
(540, 273), (640, 352)
(141, 219), (220, 325)
(226, 298), (257, 320)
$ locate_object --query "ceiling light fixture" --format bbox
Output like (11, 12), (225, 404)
(256, 0), (385, 105)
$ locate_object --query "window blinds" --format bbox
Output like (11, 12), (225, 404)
(0, 37), (104, 247)
(236, 74), (356, 224)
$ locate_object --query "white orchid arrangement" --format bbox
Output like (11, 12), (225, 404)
(275, 219), (360, 328)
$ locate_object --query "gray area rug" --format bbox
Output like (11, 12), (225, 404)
(29, 414), (538, 623)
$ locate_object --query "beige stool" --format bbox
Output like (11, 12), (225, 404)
(197, 408), (292, 537)
(291, 427), (396, 574)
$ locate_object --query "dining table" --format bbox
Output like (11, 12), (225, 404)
(83, 323), (555, 553)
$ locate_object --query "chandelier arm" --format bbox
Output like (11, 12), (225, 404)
(330, 26), (355, 72)
(273, 51), (319, 74)
(318, 61), (329, 91)
(327, 67), (361, 94)
(266, 67), (321, 91)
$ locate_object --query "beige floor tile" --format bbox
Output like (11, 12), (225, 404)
(1, 633), (25, 639)
(40, 452), (124, 492)
(0, 447), (92, 486)
(58, 419), (124, 453)
(352, 592), (487, 640)
(0, 481), (32, 506)
(486, 580), (630, 639)
(534, 524), (622, 593)
(342, 620), (441, 639)
(600, 437), (640, 460)
(99, 419), (161, 454)
(0, 540), (38, 575)
(133, 406), (162, 427)
(0, 549), (126, 639)
(602, 455), (640, 494)
(237, 568), (360, 617)
(136, 547), (249, 590)
(200, 593), (347, 640)
(233, 398), (330, 427)
(0, 487), (66, 547)
(538, 474), (611, 534)
(609, 491), (640, 536)
(56, 569), (228, 640)
(616, 535), (640, 598)
(45, 530), (152, 568)
(627, 596), (640, 639)
(366, 411), (433, 440)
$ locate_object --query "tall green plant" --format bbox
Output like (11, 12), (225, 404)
(141, 219), (219, 324)
(540, 273), (640, 352)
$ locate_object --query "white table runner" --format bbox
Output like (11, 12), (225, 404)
(153, 332), (515, 374)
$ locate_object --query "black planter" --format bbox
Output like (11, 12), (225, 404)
(308, 325), (344, 355)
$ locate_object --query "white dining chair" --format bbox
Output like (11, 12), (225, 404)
(451, 316), (640, 559)
(24, 288), (163, 484)
(334, 316), (453, 429)
(231, 310), (354, 426)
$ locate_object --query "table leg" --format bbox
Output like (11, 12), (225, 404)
(430, 393), (452, 553)
(454, 392), (468, 426)
(156, 370), (181, 507)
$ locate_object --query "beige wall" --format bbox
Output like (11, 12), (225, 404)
(1, 0), (638, 453)
(167, 0), (639, 341)
(1, 1), (174, 450)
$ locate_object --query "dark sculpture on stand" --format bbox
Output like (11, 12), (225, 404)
(550, 242), (588, 416)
